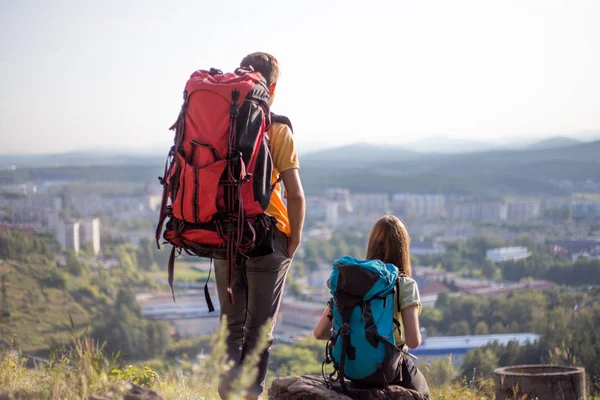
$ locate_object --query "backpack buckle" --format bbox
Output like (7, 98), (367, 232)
(225, 223), (236, 235)
(341, 322), (350, 335)
(230, 104), (239, 117)
(241, 173), (253, 183)
(230, 90), (240, 117)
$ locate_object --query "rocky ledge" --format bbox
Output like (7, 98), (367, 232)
(269, 375), (428, 400)
(0, 384), (164, 400)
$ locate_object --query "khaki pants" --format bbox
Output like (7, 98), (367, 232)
(214, 230), (292, 398)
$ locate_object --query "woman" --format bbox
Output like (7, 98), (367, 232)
(313, 215), (430, 397)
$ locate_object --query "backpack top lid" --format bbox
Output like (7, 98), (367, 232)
(329, 256), (399, 301)
(184, 68), (270, 105)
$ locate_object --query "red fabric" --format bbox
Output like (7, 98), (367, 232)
(168, 70), (269, 225)
(182, 71), (255, 165)
(164, 227), (225, 247)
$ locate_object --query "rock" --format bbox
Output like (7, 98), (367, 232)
(0, 384), (164, 400)
(87, 384), (164, 400)
(0, 393), (37, 400)
(0, 338), (11, 352)
(123, 384), (164, 400)
(268, 375), (428, 400)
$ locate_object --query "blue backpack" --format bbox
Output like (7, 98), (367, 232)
(324, 256), (405, 391)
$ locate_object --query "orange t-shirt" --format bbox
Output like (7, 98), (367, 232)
(266, 122), (299, 236)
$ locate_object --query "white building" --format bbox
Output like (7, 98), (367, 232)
(325, 201), (340, 228)
(71, 194), (157, 218)
(351, 193), (389, 213)
(572, 200), (600, 219)
(56, 220), (81, 254)
(326, 188), (352, 213)
(9, 195), (62, 232)
(80, 218), (101, 256)
(411, 240), (447, 255)
(305, 196), (328, 222)
(335, 211), (384, 231)
(451, 202), (507, 222)
(486, 247), (530, 263)
(392, 194), (446, 218)
(506, 201), (541, 221)
(70, 194), (104, 217)
(0, 183), (37, 196)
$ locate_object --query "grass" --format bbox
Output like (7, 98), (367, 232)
(3, 326), (599, 400)
(0, 318), (265, 400)
(429, 380), (495, 400)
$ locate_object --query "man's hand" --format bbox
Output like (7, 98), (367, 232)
(287, 236), (301, 258)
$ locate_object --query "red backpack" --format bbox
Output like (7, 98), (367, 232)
(155, 67), (290, 309)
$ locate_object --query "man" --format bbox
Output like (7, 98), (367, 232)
(214, 52), (306, 400)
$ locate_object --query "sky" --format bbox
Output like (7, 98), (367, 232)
(1, 0), (599, 154)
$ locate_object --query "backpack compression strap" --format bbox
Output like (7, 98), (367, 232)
(268, 113), (293, 191)
(333, 291), (360, 393)
(338, 319), (351, 393)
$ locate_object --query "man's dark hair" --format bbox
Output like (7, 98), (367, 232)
(240, 52), (279, 87)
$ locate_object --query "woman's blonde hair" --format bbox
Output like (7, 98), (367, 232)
(365, 215), (412, 277)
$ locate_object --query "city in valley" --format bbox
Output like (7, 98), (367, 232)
(1, 139), (599, 370)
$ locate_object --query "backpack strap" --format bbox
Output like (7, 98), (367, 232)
(395, 274), (406, 313)
(268, 113), (294, 191)
(270, 113), (293, 132)
(336, 294), (360, 393)
(338, 318), (351, 393)
(203, 259), (215, 313)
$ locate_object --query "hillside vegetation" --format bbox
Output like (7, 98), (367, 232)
(0, 231), (164, 356)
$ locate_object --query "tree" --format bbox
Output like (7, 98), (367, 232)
(514, 234), (537, 252)
(66, 250), (87, 276)
(422, 356), (455, 387)
(92, 287), (171, 360)
(136, 238), (155, 271)
(448, 321), (471, 336)
(331, 237), (349, 258)
(461, 347), (498, 381)
(474, 321), (489, 335)
(270, 337), (323, 377)
(435, 291), (451, 309)
(116, 288), (142, 318)
(468, 235), (505, 258)
(490, 322), (507, 334)
(420, 308), (443, 333)
(480, 259), (500, 279)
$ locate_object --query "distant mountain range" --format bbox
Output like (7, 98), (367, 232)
(1, 134), (599, 198)
(525, 136), (584, 150)
(1, 133), (597, 169)
(298, 137), (600, 197)
(402, 135), (590, 154)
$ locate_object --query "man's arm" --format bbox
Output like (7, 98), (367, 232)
(280, 168), (305, 257)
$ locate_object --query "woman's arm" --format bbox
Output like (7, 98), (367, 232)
(313, 307), (333, 340)
(401, 305), (422, 349)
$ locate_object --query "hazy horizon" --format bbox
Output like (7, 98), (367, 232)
(2, 0), (600, 154)
(1, 130), (598, 158)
